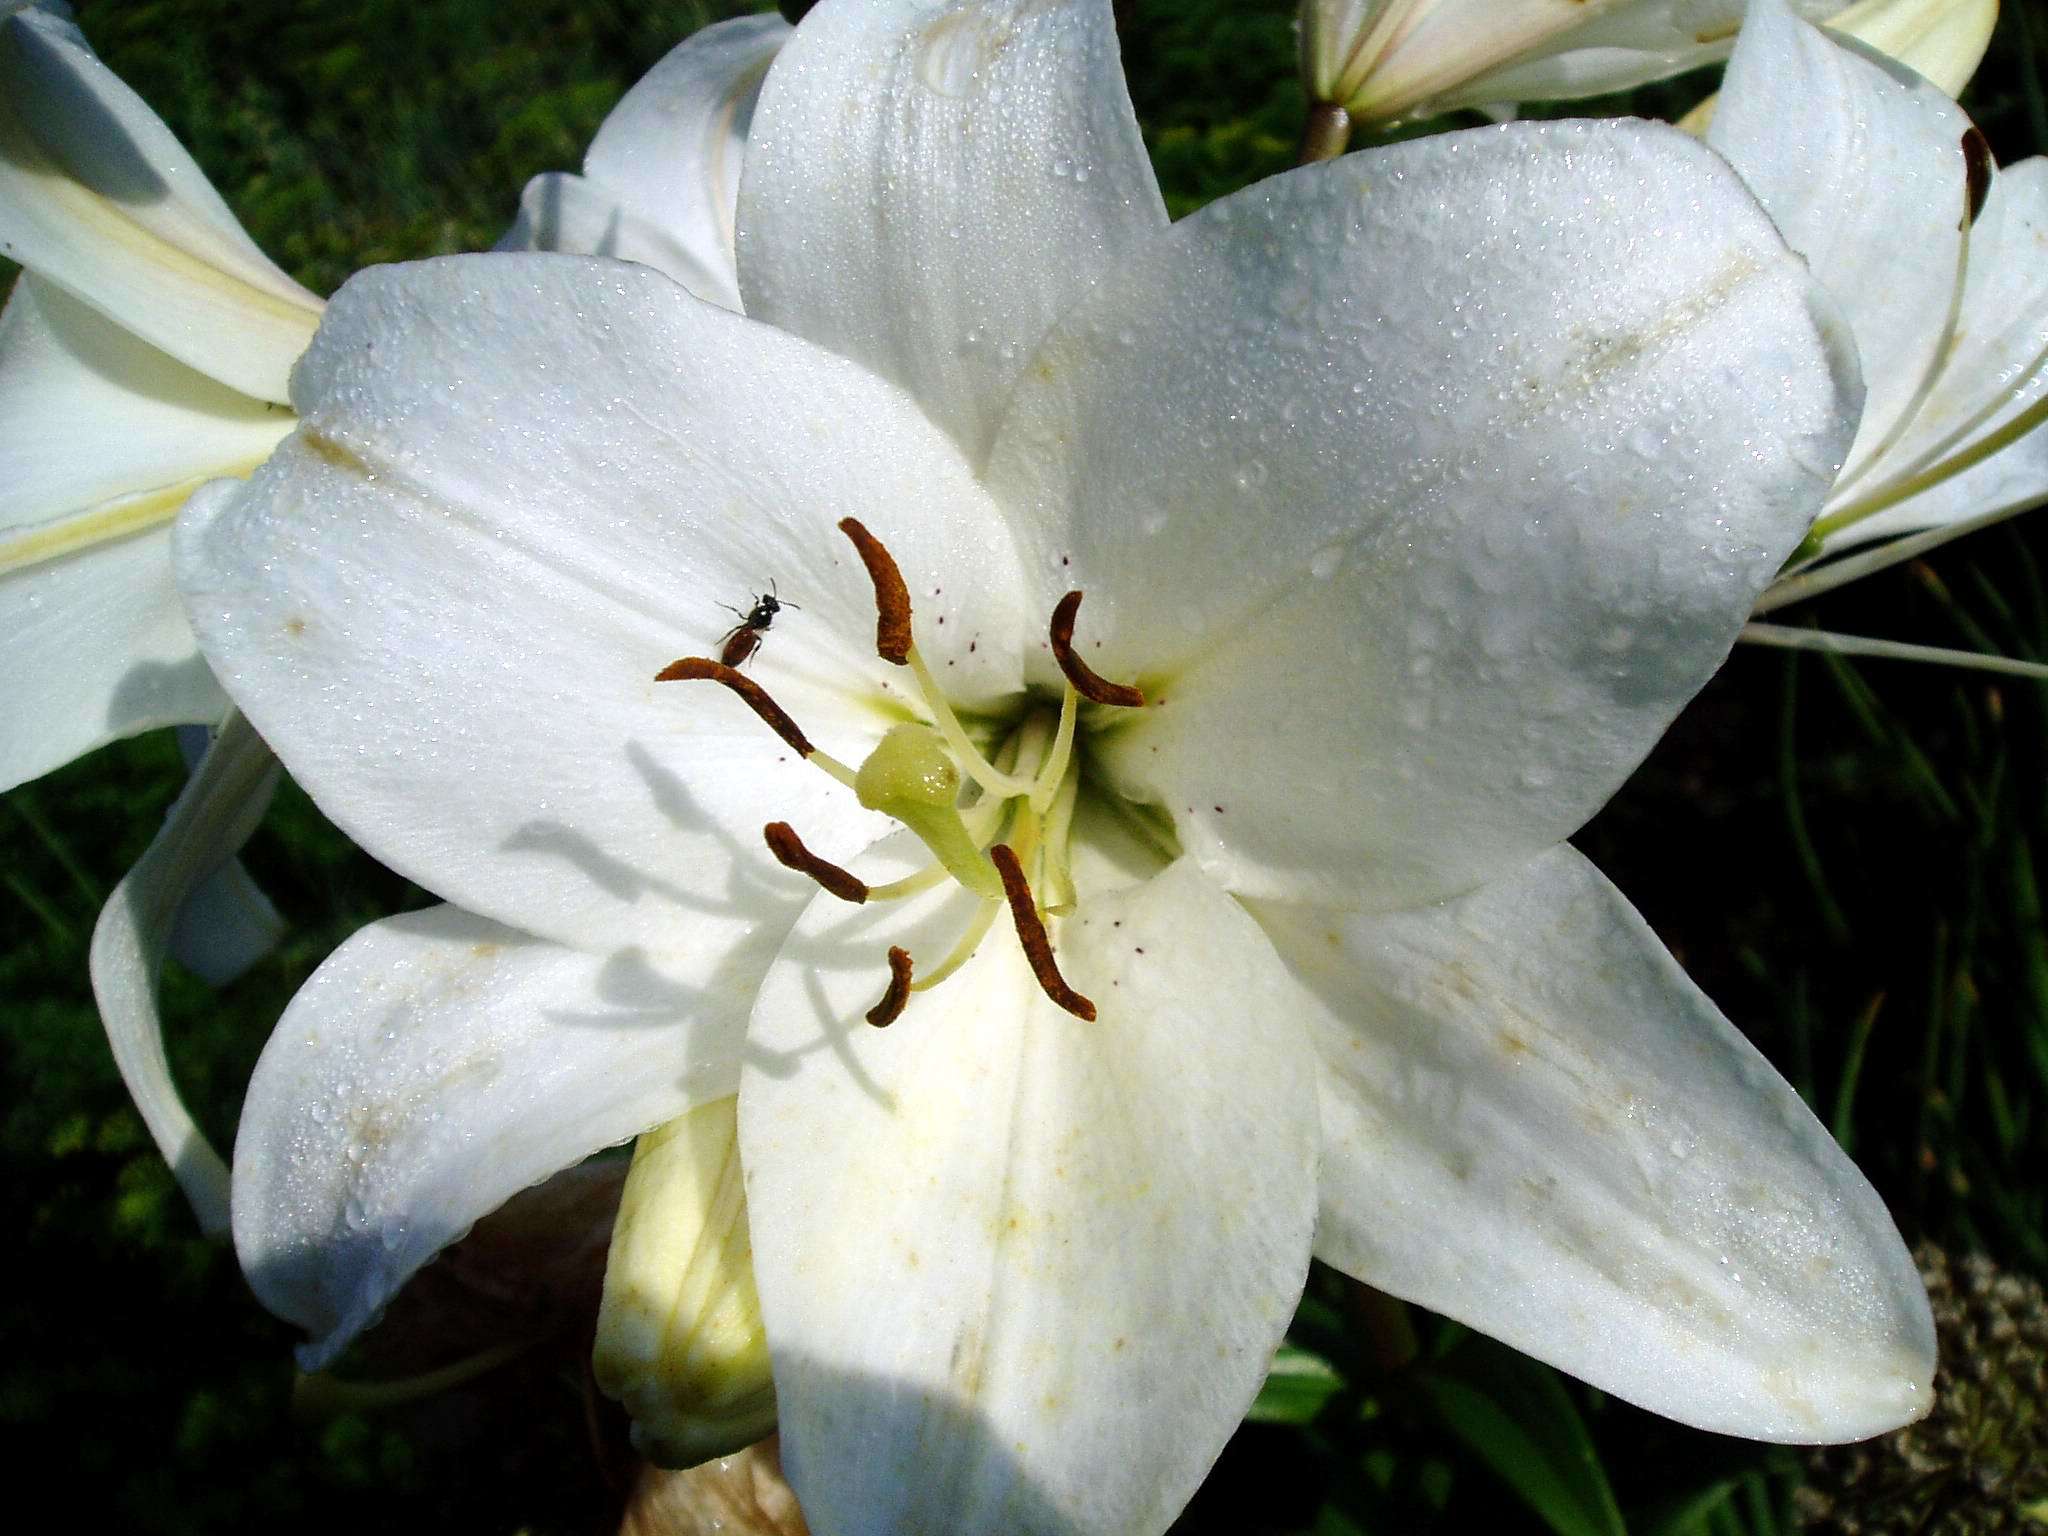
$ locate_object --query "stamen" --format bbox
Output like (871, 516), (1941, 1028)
(867, 864), (952, 902)
(910, 896), (1003, 993)
(655, 657), (858, 787)
(1029, 684), (1078, 815)
(1962, 126), (1991, 226)
(988, 843), (1096, 1022)
(838, 518), (913, 664)
(1049, 592), (1144, 708)
(1037, 765), (1082, 914)
(867, 946), (914, 1027)
(762, 823), (868, 903)
(906, 647), (1040, 800)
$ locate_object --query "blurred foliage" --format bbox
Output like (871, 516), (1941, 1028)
(4, 0), (2047, 1531)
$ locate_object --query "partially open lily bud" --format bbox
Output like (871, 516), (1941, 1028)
(595, 1098), (777, 1468)
(1296, 0), (1990, 135)
(1679, 0), (1997, 134)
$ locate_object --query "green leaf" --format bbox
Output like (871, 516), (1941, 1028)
(1247, 1343), (1345, 1425)
(1418, 1339), (1627, 1536)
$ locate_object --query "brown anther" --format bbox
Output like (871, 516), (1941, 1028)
(866, 946), (914, 1027)
(654, 656), (815, 756)
(1048, 591), (1144, 708)
(988, 843), (1096, 1021)
(838, 518), (913, 665)
(763, 822), (869, 903)
(1962, 126), (1992, 227)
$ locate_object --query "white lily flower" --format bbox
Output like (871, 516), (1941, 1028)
(0, 1), (789, 1233)
(1299, 0), (1994, 130)
(0, 0), (321, 791)
(1706, 0), (2048, 633)
(185, 0), (1931, 1528)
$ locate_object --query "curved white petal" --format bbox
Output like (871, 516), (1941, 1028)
(89, 710), (277, 1236)
(1710, 0), (1970, 487)
(742, 854), (1319, 1536)
(1836, 157), (2048, 543)
(165, 721), (285, 987)
(1253, 846), (1934, 1443)
(0, 275), (291, 532)
(168, 852), (285, 985)
(0, 5), (321, 400)
(232, 904), (751, 1369)
(0, 519), (225, 790)
(500, 173), (743, 312)
(177, 255), (1029, 955)
(988, 121), (1855, 910)
(499, 14), (790, 312)
(736, 0), (1168, 467)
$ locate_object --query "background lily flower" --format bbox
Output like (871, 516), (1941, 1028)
(1704, 0), (2048, 653)
(0, 0), (321, 793)
(0, 0), (793, 1234)
(1298, 0), (1995, 132)
(496, 12), (790, 315)
(181, 0), (1931, 1530)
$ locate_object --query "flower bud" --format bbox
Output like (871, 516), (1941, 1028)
(594, 1098), (777, 1469)
(1677, 0), (1997, 136)
(1295, 0), (1990, 131)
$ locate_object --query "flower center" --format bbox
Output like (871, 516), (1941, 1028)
(656, 519), (1146, 1026)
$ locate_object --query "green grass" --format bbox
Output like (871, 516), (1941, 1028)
(5, 0), (2045, 1530)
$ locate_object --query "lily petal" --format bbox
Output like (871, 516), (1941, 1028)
(88, 709), (278, 1236)
(500, 14), (790, 311)
(232, 903), (749, 1369)
(165, 723), (285, 987)
(1253, 845), (1934, 1443)
(0, 3), (321, 401)
(1834, 156), (2048, 543)
(742, 855), (1319, 1536)
(1709, 0), (1969, 488)
(177, 255), (1028, 956)
(0, 275), (292, 536)
(988, 121), (1855, 909)
(1, 518), (225, 790)
(736, 0), (1168, 468)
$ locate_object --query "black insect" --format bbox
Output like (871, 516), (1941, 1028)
(718, 581), (797, 667)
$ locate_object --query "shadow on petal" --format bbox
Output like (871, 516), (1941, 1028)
(769, 1351), (1081, 1536)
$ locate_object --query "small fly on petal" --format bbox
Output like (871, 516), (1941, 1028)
(717, 581), (798, 667)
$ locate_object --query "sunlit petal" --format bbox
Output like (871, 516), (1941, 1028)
(737, 0), (1168, 467)
(743, 854), (1318, 1536)
(176, 255), (1029, 954)
(1709, 0), (1970, 487)
(1255, 846), (1934, 1442)
(989, 121), (1855, 909)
